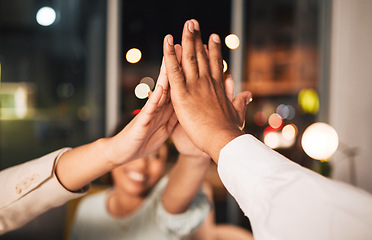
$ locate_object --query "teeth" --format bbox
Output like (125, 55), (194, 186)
(127, 171), (145, 182)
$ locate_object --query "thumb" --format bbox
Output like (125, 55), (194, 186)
(224, 75), (234, 101)
(232, 91), (252, 129)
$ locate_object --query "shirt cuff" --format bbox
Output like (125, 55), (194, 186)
(53, 148), (90, 194)
(0, 148), (89, 234)
(217, 134), (294, 214)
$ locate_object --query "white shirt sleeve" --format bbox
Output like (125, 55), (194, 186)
(0, 148), (89, 234)
(217, 134), (372, 240)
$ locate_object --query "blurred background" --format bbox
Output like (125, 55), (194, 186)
(1, 0), (371, 239)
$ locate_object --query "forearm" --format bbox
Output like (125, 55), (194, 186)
(218, 134), (372, 239)
(56, 137), (120, 191)
(162, 154), (211, 214)
(0, 149), (87, 234)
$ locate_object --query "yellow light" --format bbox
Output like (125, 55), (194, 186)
(14, 86), (27, 118)
(301, 122), (339, 161)
(223, 60), (228, 73)
(298, 89), (319, 114)
(126, 48), (142, 64)
(225, 34), (240, 50)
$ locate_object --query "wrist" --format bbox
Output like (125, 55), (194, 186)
(203, 127), (244, 163)
(96, 137), (128, 169)
(179, 152), (210, 161)
(178, 153), (211, 170)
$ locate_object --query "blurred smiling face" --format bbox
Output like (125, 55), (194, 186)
(111, 143), (168, 197)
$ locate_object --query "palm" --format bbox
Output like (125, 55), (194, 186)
(171, 122), (207, 158)
(110, 84), (177, 165)
(127, 103), (175, 158)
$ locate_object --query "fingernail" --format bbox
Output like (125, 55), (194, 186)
(212, 34), (220, 43)
(192, 20), (200, 31)
(188, 21), (194, 33)
(246, 97), (253, 105)
(167, 36), (174, 46)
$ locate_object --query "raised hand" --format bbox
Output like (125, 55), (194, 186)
(163, 19), (252, 163)
(56, 60), (177, 192)
(108, 62), (178, 166)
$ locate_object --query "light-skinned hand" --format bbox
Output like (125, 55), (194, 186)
(107, 62), (178, 166)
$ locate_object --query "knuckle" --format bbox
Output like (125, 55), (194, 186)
(169, 63), (183, 74)
(197, 48), (208, 58)
(213, 57), (223, 69)
(167, 47), (177, 57)
(185, 53), (197, 63)
(185, 33), (194, 41)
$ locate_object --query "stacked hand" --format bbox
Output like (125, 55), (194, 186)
(112, 19), (252, 165)
(108, 60), (177, 166)
(162, 19), (252, 162)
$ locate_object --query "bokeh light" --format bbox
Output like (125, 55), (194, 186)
(263, 103), (276, 118)
(140, 77), (155, 90)
(225, 34), (240, 49)
(135, 83), (150, 99)
(77, 106), (91, 121)
(268, 113), (283, 129)
(276, 104), (296, 120)
(36, 7), (56, 26)
(126, 48), (142, 63)
(282, 124), (298, 140)
(301, 122), (339, 161)
(254, 111), (268, 126)
(264, 132), (281, 149)
(223, 60), (228, 73)
(15, 86), (27, 118)
(298, 89), (319, 114)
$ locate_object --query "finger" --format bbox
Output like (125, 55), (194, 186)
(190, 19), (210, 77)
(140, 85), (164, 120)
(208, 34), (223, 83)
(156, 57), (168, 89)
(162, 44), (182, 104)
(232, 91), (253, 129)
(203, 44), (209, 57)
(224, 75), (234, 101)
(163, 34), (186, 93)
(181, 20), (199, 82)
(156, 58), (169, 106)
(175, 44), (182, 64)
